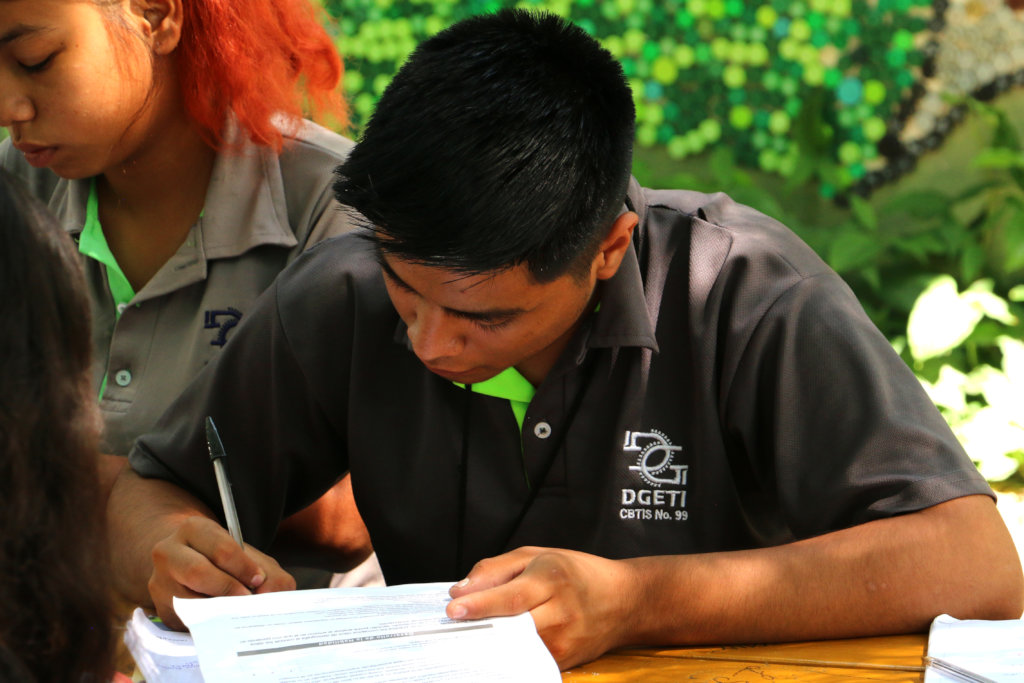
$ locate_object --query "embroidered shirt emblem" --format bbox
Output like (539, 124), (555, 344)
(203, 307), (242, 347)
(624, 429), (685, 487)
(620, 430), (689, 522)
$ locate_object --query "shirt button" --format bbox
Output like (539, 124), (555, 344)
(533, 422), (552, 439)
(114, 369), (132, 387)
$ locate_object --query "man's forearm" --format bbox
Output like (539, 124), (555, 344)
(269, 475), (374, 571)
(621, 495), (1023, 647)
(107, 467), (217, 605)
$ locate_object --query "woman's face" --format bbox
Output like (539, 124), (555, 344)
(0, 0), (159, 179)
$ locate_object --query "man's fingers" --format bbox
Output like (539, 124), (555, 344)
(447, 553), (557, 620)
(449, 546), (544, 598)
(148, 516), (296, 628)
(447, 576), (552, 620)
(182, 518), (267, 590)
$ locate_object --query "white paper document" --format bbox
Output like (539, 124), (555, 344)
(925, 613), (1024, 683)
(123, 607), (203, 683)
(173, 582), (560, 682)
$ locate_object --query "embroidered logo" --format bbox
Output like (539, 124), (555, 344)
(624, 429), (685, 487)
(619, 430), (689, 522)
(204, 307), (242, 347)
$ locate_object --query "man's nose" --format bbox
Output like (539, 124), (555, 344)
(407, 305), (465, 364)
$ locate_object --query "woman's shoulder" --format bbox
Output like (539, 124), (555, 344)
(281, 119), (355, 165)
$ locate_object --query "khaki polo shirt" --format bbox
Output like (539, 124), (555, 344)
(0, 121), (356, 454)
(130, 180), (991, 584)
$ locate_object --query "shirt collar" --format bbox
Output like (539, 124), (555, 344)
(59, 121), (298, 257)
(585, 238), (658, 352)
(59, 123), (300, 302)
(197, 121), (298, 258)
(584, 178), (658, 352)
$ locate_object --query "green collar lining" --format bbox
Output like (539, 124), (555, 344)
(455, 366), (535, 434)
(77, 180), (135, 311)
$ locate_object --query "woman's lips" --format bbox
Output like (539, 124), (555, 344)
(15, 143), (57, 168)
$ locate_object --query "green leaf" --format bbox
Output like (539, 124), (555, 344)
(895, 233), (946, 262)
(920, 364), (969, 412)
(952, 179), (1009, 203)
(849, 194), (878, 231)
(959, 243), (986, 283)
(881, 190), (952, 220)
(997, 336), (1024, 395)
(1009, 285), (1024, 302)
(971, 147), (1024, 170)
(826, 229), (883, 273)
(962, 280), (1018, 326)
(906, 275), (984, 362)
(953, 406), (1024, 481)
(964, 364), (1004, 396)
(860, 266), (881, 292)
(890, 335), (907, 356)
(997, 197), (1024, 274)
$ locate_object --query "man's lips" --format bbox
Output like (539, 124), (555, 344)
(14, 143), (57, 167)
(424, 364), (473, 381)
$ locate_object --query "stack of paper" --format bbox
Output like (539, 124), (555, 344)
(123, 608), (203, 682)
(127, 583), (559, 682)
(925, 613), (1024, 683)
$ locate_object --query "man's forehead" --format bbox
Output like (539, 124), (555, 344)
(378, 252), (542, 320)
(379, 251), (527, 293)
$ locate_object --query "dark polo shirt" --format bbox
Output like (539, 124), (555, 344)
(130, 179), (991, 585)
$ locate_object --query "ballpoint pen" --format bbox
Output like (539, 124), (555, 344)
(205, 416), (244, 547)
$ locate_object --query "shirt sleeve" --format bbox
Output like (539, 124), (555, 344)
(128, 276), (349, 550)
(723, 270), (992, 538)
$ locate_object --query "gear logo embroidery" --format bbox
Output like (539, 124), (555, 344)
(624, 430), (685, 487)
(619, 430), (689, 523)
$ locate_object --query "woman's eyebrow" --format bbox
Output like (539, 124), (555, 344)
(1, 24), (51, 46)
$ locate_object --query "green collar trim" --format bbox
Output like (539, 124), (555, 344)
(77, 180), (135, 310)
(455, 366), (535, 433)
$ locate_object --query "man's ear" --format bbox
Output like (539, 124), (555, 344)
(131, 0), (184, 56)
(591, 211), (638, 282)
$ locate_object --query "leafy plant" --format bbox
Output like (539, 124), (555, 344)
(909, 279), (1024, 482)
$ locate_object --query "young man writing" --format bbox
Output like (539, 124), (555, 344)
(108, 9), (1023, 669)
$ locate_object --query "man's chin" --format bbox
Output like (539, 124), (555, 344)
(424, 365), (502, 385)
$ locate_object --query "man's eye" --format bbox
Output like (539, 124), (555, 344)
(473, 318), (513, 332)
(20, 53), (55, 74)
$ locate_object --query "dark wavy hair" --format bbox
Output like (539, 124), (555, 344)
(0, 173), (115, 682)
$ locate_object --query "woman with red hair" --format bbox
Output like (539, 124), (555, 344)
(0, 0), (376, 597)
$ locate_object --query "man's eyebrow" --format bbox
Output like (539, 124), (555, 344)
(0, 24), (50, 46)
(377, 255), (527, 322)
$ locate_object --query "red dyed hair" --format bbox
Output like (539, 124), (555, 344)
(177, 0), (348, 151)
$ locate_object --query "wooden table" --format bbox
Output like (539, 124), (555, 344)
(563, 634), (928, 681)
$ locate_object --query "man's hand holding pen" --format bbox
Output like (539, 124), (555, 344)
(143, 417), (295, 631)
(147, 515), (296, 630)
